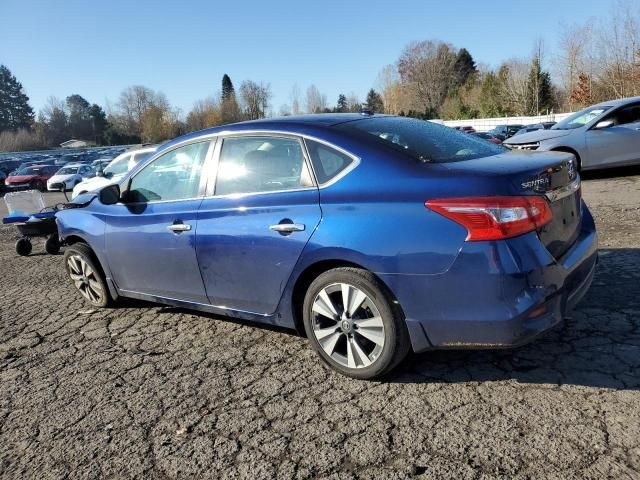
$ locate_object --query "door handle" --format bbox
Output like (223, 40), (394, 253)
(270, 223), (305, 233)
(167, 223), (191, 233)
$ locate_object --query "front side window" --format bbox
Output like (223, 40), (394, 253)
(128, 141), (209, 202)
(305, 139), (355, 184)
(215, 136), (313, 196)
(605, 103), (640, 126)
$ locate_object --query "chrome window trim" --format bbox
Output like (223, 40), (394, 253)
(117, 138), (216, 206)
(302, 136), (360, 188)
(205, 132), (319, 198)
(112, 128), (361, 204)
(210, 129), (361, 189)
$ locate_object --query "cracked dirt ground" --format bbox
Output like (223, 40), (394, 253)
(1, 168), (639, 479)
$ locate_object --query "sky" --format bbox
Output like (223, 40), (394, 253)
(0, 0), (618, 116)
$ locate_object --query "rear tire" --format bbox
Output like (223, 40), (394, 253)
(15, 238), (32, 256)
(302, 267), (410, 379)
(63, 243), (111, 308)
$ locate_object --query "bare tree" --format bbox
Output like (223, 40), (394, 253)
(278, 104), (292, 116)
(498, 59), (531, 115)
(345, 92), (361, 112)
(305, 85), (327, 113)
(397, 40), (458, 114)
(186, 96), (222, 131)
(239, 80), (272, 119)
(289, 84), (302, 115)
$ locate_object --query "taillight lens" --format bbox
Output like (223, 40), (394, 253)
(425, 196), (552, 241)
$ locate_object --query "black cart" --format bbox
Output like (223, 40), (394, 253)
(2, 210), (61, 255)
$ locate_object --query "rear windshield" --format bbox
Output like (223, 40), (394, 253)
(337, 116), (505, 163)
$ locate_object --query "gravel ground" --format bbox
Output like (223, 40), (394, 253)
(1, 168), (639, 479)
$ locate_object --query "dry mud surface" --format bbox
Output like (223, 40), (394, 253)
(1, 167), (639, 479)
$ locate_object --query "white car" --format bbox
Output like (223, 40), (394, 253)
(47, 164), (95, 192)
(71, 147), (157, 199)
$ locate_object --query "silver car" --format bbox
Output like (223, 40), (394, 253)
(504, 96), (640, 171)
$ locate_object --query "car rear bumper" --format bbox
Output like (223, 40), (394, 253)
(379, 201), (598, 353)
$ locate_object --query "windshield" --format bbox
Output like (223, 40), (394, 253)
(338, 117), (505, 163)
(56, 166), (79, 175)
(103, 155), (133, 176)
(104, 151), (152, 176)
(553, 105), (612, 130)
(15, 166), (42, 175)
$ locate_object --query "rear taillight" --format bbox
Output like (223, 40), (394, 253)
(425, 196), (552, 241)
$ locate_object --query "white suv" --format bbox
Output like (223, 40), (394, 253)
(72, 146), (157, 199)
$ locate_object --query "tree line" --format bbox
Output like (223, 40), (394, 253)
(1, 1), (639, 151)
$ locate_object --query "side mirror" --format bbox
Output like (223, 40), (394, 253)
(98, 184), (121, 205)
(594, 120), (614, 129)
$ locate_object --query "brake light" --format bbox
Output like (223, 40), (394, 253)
(425, 196), (552, 241)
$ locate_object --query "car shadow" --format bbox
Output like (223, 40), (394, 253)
(581, 164), (640, 180)
(109, 298), (297, 337)
(388, 248), (640, 390)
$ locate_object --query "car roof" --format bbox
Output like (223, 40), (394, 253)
(236, 113), (376, 127)
(593, 96), (640, 108)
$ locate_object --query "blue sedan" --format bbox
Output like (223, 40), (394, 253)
(56, 114), (598, 379)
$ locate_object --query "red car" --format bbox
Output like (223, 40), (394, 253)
(4, 165), (59, 191)
(472, 132), (503, 145)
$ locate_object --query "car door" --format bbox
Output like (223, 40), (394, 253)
(586, 103), (640, 168)
(104, 139), (214, 303)
(196, 134), (321, 315)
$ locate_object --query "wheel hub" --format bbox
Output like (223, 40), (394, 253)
(311, 282), (385, 369)
(340, 318), (352, 333)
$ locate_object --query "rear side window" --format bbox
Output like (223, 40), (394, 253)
(305, 139), (354, 184)
(337, 116), (504, 163)
(215, 136), (314, 196)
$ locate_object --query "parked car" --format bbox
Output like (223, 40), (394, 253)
(504, 97), (640, 170)
(513, 124), (545, 137)
(90, 157), (114, 174)
(453, 126), (476, 133)
(488, 124), (524, 141)
(0, 169), (6, 190)
(5, 165), (59, 191)
(71, 147), (157, 199)
(47, 164), (95, 192)
(472, 132), (503, 144)
(57, 114), (597, 379)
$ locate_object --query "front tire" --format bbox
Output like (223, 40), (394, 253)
(63, 243), (111, 307)
(302, 267), (410, 379)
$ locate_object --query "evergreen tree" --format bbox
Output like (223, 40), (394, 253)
(0, 65), (34, 131)
(221, 74), (241, 123)
(365, 89), (384, 113)
(454, 48), (477, 86)
(66, 94), (92, 139)
(336, 94), (347, 113)
(88, 103), (109, 144)
(526, 57), (555, 115)
(479, 71), (505, 118)
(222, 74), (235, 100)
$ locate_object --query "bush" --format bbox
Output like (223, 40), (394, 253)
(0, 128), (48, 152)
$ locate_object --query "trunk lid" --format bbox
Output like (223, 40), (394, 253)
(441, 151), (582, 258)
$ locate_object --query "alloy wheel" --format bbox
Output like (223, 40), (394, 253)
(67, 254), (104, 304)
(311, 282), (385, 369)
